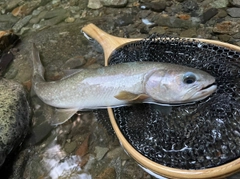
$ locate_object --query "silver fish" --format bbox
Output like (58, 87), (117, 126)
(31, 44), (217, 125)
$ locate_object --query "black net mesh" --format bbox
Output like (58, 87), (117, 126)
(102, 34), (240, 169)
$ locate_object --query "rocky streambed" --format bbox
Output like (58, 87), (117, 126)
(0, 0), (240, 178)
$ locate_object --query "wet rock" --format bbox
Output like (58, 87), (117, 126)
(0, 14), (18, 24)
(115, 14), (134, 26)
(218, 34), (231, 42)
(26, 110), (53, 145)
(5, 0), (22, 11)
(153, 15), (200, 28)
(233, 32), (240, 39)
(29, 10), (47, 24)
(39, 0), (52, 6)
(140, 1), (166, 12)
(12, 4), (28, 17)
(213, 21), (240, 35)
(52, 0), (61, 7)
(32, 6), (45, 16)
(94, 146), (109, 160)
(43, 8), (67, 19)
(176, 14), (191, 20)
(96, 167), (116, 179)
(106, 146), (129, 160)
(180, 28), (197, 37)
(217, 9), (228, 18)
(227, 8), (240, 18)
(11, 1), (39, 17)
(64, 141), (77, 153)
(182, 0), (199, 13)
(65, 17), (75, 23)
(100, 0), (128, 8)
(201, 8), (218, 23)
(88, 0), (103, 9)
(149, 26), (166, 34)
(0, 79), (31, 167)
(12, 15), (32, 33)
(38, 12), (68, 27)
(210, 0), (229, 8)
(229, 0), (240, 7)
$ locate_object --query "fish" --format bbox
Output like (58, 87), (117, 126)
(31, 43), (217, 125)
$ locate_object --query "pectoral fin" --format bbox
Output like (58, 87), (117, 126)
(114, 91), (149, 102)
(51, 108), (78, 126)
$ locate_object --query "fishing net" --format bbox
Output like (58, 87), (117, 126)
(96, 34), (240, 169)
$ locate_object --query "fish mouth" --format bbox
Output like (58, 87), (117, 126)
(201, 82), (217, 90)
(188, 82), (217, 102)
(193, 82), (217, 101)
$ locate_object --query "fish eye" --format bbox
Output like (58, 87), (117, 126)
(183, 72), (196, 84)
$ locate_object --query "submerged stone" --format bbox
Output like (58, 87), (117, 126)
(88, 0), (103, 9)
(100, 0), (128, 8)
(0, 78), (31, 167)
(227, 7), (240, 18)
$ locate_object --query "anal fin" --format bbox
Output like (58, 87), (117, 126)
(51, 108), (78, 126)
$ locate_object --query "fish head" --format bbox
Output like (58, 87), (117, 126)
(145, 66), (217, 104)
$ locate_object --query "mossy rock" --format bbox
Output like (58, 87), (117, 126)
(0, 78), (31, 167)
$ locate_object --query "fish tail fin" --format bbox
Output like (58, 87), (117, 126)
(32, 43), (45, 82)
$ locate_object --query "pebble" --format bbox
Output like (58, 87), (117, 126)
(210, 0), (229, 8)
(0, 14), (18, 23)
(213, 21), (240, 35)
(180, 28), (197, 37)
(12, 15), (32, 32)
(65, 17), (75, 23)
(106, 147), (129, 160)
(88, 0), (103, 9)
(182, 0), (199, 13)
(201, 8), (218, 23)
(149, 26), (166, 34)
(233, 32), (240, 39)
(32, 7), (45, 16)
(218, 34), (231, 42)
(217, 9), (228, 18)
(94, 146), (109, 160)
(176, 14), (191, 20)
(39, 0), (52, 6)
(115, 14), (134, 26)
(5, 0), (22, 11)
(43, 8), (67, 19)
(64, 141), (77, 153)
(140, 1), (166, 12)
(154, 15), (200, 28)
(19, 27), (30, 35)
(39, 12), (68, 27)
(227, 8), (240, 18)
(229, 0), (240, 7)
(100, 0), (128, 8)
(95, 167), (116, 179)
(12, 4), (28, 17)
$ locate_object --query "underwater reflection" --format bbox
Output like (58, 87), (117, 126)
(42, 140), (92, 179)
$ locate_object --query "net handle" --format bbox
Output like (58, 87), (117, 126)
(81, 23), (141, 66)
